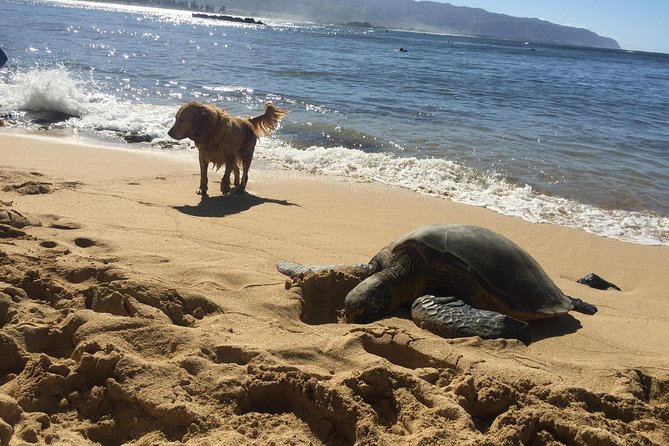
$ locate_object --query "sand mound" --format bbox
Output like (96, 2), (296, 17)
(1, 210), (667, 445)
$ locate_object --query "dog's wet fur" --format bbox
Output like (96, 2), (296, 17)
(168, 101), (287, 196)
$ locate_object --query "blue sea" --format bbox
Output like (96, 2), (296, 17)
(1, 0), (668, 245)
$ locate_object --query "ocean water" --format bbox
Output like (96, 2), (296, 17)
(1, 0), (668, 245)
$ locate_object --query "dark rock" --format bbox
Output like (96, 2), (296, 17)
(121, 133), (152, 144)
(192, 12), (264, 25)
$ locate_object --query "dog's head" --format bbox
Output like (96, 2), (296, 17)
(167, 101), (218, 142)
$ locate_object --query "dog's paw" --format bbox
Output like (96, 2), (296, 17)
(196, 189), (208, 197)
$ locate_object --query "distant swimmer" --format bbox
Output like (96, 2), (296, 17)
(0, 47), (7, 69)
(398, 47), (408, 52)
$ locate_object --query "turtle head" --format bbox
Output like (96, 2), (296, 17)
(344, 276), (392, 323)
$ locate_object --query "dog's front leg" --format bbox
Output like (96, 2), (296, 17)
(198, 155), (208, 196)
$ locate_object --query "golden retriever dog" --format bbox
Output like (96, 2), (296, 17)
(168, 101), (287, 196)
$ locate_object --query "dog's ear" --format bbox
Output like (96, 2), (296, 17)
(191, 105), (217, 137)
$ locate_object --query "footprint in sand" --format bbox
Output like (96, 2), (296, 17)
(356, 329), (458, 371)
(74, 237), (96, 248)
(238, 366), (358, 444)
(39, 241), (58, 249)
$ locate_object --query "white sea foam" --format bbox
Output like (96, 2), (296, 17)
(0, 67), (92, 117)
(1, 67), (176, 140)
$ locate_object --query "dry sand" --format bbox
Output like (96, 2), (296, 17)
(1, 133), (668, 445)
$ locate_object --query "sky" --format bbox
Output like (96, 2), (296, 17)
(437, 0), (668, 53)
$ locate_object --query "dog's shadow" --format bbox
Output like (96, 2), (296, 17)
(174, 192), (299, 217)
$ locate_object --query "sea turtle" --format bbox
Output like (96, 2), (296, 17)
(277, 224), (597, 344)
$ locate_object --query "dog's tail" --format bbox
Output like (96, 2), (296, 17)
(250, 102), (288, 137)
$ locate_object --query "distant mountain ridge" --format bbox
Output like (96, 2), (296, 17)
(222, 0), (620, 49)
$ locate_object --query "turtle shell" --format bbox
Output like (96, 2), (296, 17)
(385, 224), (573, 320)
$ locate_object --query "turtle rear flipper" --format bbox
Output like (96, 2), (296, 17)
(568, 297), (598, 315)
(411, 295), (532, 345)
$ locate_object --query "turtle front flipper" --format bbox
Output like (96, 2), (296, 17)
(276, 260), (310, 278)
(411, 295), (532, 345)
(276, 260), (378, 279)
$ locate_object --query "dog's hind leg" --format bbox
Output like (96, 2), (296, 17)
(232, 163), (240, 188)
(219, 158), (240, 194)
(237, 142), (255, 194)
(221, 156), (238, 195)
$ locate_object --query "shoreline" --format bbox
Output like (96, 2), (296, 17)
(1, 133), (668, 444)
(3, 130), (666, 249)
(4, 128), (668, 246)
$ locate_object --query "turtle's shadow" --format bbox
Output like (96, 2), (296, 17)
(174, 192), (299, 218)
(528, 314), (582, 342)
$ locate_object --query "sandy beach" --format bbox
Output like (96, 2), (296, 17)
(1, 133), (668, 445)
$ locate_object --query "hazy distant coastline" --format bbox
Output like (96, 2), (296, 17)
(228, 0), (620, 49)
(101, 0), (621, 49)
